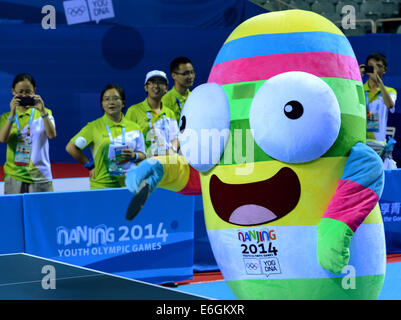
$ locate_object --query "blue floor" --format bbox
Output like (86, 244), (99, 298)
(176, 262), (401, 300)
(378, 262), (401, 300)
(177, 280), (236, 300)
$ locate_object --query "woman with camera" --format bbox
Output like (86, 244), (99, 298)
(0, 73), (56, 194)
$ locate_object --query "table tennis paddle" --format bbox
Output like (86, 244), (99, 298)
(125, 180), (151, 221)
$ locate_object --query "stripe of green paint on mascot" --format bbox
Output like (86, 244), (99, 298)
(218, 114), (365, 166)
(222, 77), (366, 122)
(226, 275), (385, 300)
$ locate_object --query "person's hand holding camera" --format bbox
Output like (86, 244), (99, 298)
(359, 64), (375, 77)
(13, 94), (47, 116)
(9, 96), (20, 118)
(370, 67), (383, 86)
(359, 64), (366, 77)
(360, 63), (383, 85)
(31, 94), (48, 116)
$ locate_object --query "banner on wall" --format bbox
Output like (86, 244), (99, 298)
(379, 169), (401, 254)
(22, 188), (195, 284)
(0, 194), (25, 254)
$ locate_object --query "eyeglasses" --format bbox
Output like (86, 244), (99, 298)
(174, 70), (195, 76)
(102, 96), (122, 102)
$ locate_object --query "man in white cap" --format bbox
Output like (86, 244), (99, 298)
(126, 70), (179, 157)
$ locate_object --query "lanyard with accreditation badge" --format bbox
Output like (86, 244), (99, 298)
(366, 91), (381, 132)
(146, 111), (167, 139)
(105, 123), (126, 176)
(15, 109), (35, 144)
(146, 111), (168, 157)
(14, 109), (35, 166)
(176, 98), (182, 111)
(105, 123), (126, 146)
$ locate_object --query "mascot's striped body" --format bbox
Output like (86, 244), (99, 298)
(127, 10), (385, 299)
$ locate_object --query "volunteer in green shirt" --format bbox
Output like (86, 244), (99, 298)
(0, 73), (57, 194)
(66, 84), (146, 189)
(161, 57), (195, 121)
(360, 52), (397, 155)
(126, 70), (179, 157)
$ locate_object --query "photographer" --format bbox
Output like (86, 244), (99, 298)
(0, 73), (56, 194)
(360, 52), (397, 154)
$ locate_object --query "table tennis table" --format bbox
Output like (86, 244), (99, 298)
(0, 253), (209, 300)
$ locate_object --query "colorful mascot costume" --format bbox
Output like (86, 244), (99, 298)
(126, 10), (386, 299)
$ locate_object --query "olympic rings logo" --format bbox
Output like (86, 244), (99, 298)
(245, 263), (259, 270)
(67, 6), (87, 16)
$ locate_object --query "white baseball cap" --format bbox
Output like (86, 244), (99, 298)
(144, 70), (168, 85)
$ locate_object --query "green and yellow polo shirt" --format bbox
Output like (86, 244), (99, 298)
(126, 99), (179, 153)
(0, 107), (54, 183)
(70, 113), (145, 189)
(161, 87), (191, 121)
(364, 81), (397, 141)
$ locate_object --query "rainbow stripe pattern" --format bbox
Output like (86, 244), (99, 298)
(208, 10), (361, 85)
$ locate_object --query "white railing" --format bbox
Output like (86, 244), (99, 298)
(373, 17), (401, 33)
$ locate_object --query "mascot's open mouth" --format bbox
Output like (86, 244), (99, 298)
(209, 167), (301, 226)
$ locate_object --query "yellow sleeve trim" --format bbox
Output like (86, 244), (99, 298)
(155, 155), (190, 192)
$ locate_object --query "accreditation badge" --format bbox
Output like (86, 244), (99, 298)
(367, 111), (379, 132)
(108, 160), (123, 176)
(14, 142), (32, 167)
(147, 138), (167, 157)
(156, 137), (167, 156)
(108, 144), (126, 176)
(146, 141), (157, 158)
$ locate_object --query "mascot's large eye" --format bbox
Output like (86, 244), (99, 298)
(178, 83), (230, 172)
(249, 71), (341, 163)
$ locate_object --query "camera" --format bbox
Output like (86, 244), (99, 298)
(364, 65), (374, 74)
(17, 96), (35, 107)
